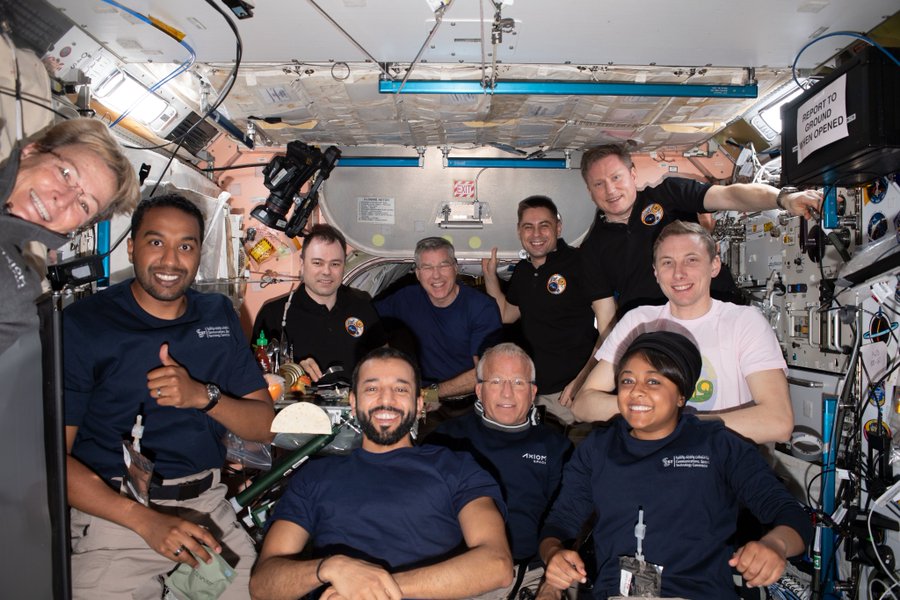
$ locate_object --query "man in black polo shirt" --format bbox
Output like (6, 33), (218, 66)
(483, 196), (614, 425)
(579, 143), (823, 327)
(253, 224), (386, 383)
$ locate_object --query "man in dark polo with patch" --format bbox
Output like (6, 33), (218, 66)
(482, 195), (613, 426)
(578, 143), (823, 324)
(253, 224), (385, 383)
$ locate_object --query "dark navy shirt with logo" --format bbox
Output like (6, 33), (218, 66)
(542, 415), (812, 599)
(427, 412), (571, 562)
(506, 240), (601, 394)
(579, 177), (740, 317)
(65, 280), (266, 483)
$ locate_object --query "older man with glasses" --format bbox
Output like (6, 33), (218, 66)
(426, 343), (572, 600)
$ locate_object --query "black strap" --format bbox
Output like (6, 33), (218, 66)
(149, 472), (214, 501)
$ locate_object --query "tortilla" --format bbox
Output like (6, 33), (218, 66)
(271, 401), (333, 434)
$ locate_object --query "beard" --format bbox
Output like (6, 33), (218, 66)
(357, 405), (418, 446)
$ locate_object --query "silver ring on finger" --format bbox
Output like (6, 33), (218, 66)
(173, 545), (185, 557)
(157, 387), (163, 398)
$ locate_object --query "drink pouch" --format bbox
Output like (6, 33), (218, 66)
(618, 555), (663, 597)
(122, 440), (154, 506)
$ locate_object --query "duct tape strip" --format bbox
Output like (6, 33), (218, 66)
(790, 431), (824, 462)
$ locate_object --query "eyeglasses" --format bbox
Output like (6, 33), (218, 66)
(49, 151), (98, 216)
(479, 377), (534, 390)
(416, 261), (455, 274)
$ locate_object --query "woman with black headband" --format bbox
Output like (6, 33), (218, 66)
(538, 331), (812, 599)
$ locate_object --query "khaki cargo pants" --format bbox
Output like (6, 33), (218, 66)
(70, 469), (255, 600)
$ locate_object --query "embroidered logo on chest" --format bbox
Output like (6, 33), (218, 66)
(640, 203), (664, 226)
(345, 317), (365, 337)
(546, 274), (567, 295)
(660, 454), (710, 469)
(522, 452), (547, 465)
(196, 326), (231, 339)
(2, 248), (26, 289)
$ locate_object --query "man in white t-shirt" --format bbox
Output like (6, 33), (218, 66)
(572, 220), (792, 444)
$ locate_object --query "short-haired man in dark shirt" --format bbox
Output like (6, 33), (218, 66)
(253, 224), (386, 383)
(377, 236), (503, 405)
(250, 347), (513, 600)
(482, 196), (614, 425)
(579, 143), (822, 334)
(64, 194), (274, 598)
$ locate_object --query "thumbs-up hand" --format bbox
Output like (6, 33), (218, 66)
(147, 343), (206, 409)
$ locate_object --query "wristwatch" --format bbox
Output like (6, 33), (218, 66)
(423, 383), (440, 406)
(776, 186), (799, 210)
(201, 383), (221, 412)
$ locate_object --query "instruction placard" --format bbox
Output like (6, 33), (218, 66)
(358, 197), (395, 224)
(796, 74), (849, 164)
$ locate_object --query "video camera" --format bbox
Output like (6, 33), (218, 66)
(250, 141), (341, 238)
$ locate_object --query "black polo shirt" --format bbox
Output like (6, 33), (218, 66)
(252, 285), (386, 378)
(506, 240), (600, 394)
(580, 177), (741, 316)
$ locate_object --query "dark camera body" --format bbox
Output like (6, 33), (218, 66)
(250, 141), (341, 237)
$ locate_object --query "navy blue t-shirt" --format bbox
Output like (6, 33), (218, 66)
(427, 412), (571, 561)
(376, 284), (502, 383)
(272, 445), (506, 570)
(64, 280), (266, 482)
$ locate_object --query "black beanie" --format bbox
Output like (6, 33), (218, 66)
(623, 331), (702, 399)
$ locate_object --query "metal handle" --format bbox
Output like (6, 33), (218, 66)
(830, 310), (843, 351)
(787, 376), (824, 388)
(807, 306), (816, 347)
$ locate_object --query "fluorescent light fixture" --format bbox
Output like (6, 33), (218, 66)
(446, 157), (566, 169)
(758, 87), (805, 134)
(659, 122), (726, 134)
(748, 82), (807, 140)
(379, 79), (758, 99)
(93, 69), (177, 132)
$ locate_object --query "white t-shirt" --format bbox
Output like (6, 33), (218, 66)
(595, 300), (786, 412)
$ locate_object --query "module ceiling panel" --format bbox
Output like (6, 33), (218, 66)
(47, 0), (899, 69)
(34, 1), (900, 153)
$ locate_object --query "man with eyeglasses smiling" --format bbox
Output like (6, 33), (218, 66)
(426, 343), (572, 600)
(376, 237), (503, 419)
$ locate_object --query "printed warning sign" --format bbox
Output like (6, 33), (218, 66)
(358, 197), (395, 224)
(453, 180), (476, 199)
(796, 74), (849, 164)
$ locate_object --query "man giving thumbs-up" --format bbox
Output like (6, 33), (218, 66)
(63, 193), (273, 600)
